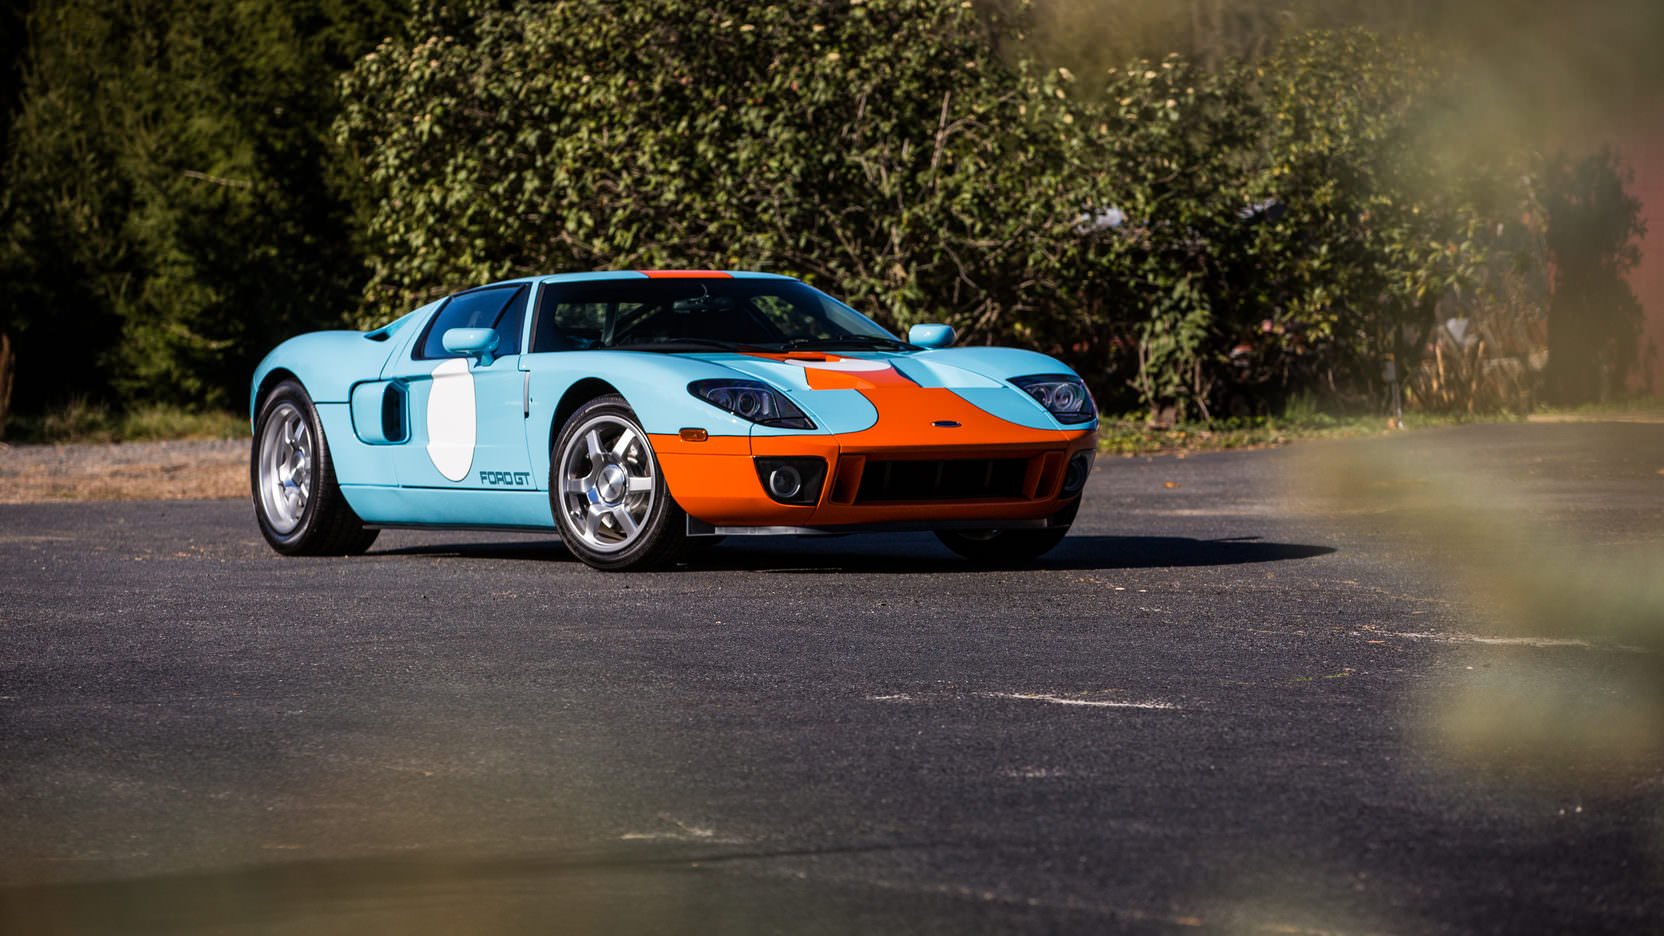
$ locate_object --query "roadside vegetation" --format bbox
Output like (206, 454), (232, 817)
(2, 401), (245, 444)
(0, 0), (1657, 440)
(1097, 413), (1432, 457)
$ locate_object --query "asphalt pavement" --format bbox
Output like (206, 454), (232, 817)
(2, 423), (1662, 934)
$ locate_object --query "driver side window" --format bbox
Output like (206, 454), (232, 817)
(415, 285), (527, 360)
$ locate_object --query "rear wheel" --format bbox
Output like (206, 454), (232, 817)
(251, 381), (379, 556)
(551, 395), (686, 571)
(934, 499), (1077, 566)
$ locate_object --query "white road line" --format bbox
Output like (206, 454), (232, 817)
(1383, 631), (1648, 652)
(989, 692), (1180, 710)
(620, 815), (741, 843)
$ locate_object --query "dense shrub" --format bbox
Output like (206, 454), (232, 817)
(0, 0), (1646, 426)
(337, 0), (1084, 342)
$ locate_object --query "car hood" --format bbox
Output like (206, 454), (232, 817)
(688, 348), (1079, 435)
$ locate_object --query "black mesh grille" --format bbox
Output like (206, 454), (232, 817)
(854, 458), (1028, 503)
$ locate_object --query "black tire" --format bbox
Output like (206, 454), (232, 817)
(251, 380), (379, 556)
(549, 395), (687, 571)
(934, 499), (1078, 566)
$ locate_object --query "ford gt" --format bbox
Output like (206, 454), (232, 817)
(249, 271), (1097, 570)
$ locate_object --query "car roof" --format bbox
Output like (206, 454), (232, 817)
(468, 270), (801, 291)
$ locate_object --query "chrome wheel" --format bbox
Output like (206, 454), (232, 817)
(556, 413), (657, 554)
(257, 401), (311, 535)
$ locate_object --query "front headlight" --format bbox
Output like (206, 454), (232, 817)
(688, 379), (816, 430)
(1012, 374), (1096, 424)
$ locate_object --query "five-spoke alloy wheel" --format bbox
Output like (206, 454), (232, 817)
(552, 395), (686, 570)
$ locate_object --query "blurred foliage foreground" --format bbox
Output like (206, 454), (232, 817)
(0, 0), (1653, 439)
(1302, 439), (1664, 795)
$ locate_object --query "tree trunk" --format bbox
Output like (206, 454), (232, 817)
(0, 333), (14, 441)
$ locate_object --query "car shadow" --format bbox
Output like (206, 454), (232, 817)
(373, 533), (1334, 573)
(371, 539), (575, 562)
(1048, 535), (1336, 570)
(698, 533), (1334, 573)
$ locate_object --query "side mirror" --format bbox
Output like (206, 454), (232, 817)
(442, 328), (500, 367)
(908, 323), (956, 349)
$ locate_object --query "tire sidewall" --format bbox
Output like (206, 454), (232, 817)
(550, 395), (681, 570)
(935, 497), (1078, 564)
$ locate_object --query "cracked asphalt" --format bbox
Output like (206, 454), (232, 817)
(1, 423), (1661, 934)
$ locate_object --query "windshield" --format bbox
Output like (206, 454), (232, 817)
(528, 277), (907, 352)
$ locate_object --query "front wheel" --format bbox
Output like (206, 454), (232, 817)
(934, 500), (1078, 566)
(550, 395), (686, 571)
(251, 381), (379, 556)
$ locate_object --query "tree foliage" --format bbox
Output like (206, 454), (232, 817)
(1245, 29), (1503, 411)
(0, 0), (1648, 424)
(0, 0), (405, 410)
(1061, 54), (1263, 415)
(1052, 29), (1524, 417)
(1543, 148), (1647, 403)
(338, 0), (1080, 339)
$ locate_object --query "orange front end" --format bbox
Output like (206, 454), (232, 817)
(651, 386), (1096, 530)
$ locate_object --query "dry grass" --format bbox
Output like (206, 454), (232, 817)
(0, 440), (246, 504)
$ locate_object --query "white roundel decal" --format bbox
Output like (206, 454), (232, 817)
(426, 358), (476, 482)
(783, 357), (891, 373)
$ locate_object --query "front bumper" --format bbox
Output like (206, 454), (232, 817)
(650, 429), (1097, 529)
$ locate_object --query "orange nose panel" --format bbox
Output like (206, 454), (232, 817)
(742, 352), (917, 390)
(840, 387), (1066, 453)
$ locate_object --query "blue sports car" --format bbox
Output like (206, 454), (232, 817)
(250, 271), (1097, 570)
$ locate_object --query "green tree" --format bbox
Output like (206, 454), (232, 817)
(335, 0), (1083, 342)
(0, 0), (406, 414)
(1247, 28), (1507, 411)
(1061, 54), (1262, 418)
(1542, 148), (1647, 404)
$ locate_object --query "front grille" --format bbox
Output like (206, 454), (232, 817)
(854, 458), (1029, 503)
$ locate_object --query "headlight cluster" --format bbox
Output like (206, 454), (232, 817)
(688, 379), (815, 430)
(1012, 374), (1096, 424)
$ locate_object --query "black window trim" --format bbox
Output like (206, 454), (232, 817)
(530, 281), (555, 354)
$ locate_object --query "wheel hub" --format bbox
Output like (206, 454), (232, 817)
(558, 413), (658, 554)
(595, 463), (629, 505)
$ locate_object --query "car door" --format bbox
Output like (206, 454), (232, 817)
(382, 284), (536, 495)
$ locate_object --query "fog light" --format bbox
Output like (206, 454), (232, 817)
(768, 465), (803, 499)
(1061, 451), (1093, 495)
(754, 457), (827, 506)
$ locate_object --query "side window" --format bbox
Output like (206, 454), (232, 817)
(416, 285), (526, 360)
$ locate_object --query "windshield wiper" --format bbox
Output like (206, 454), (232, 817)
(777, 335), (916, 352)
(608, 337), (759, 353)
